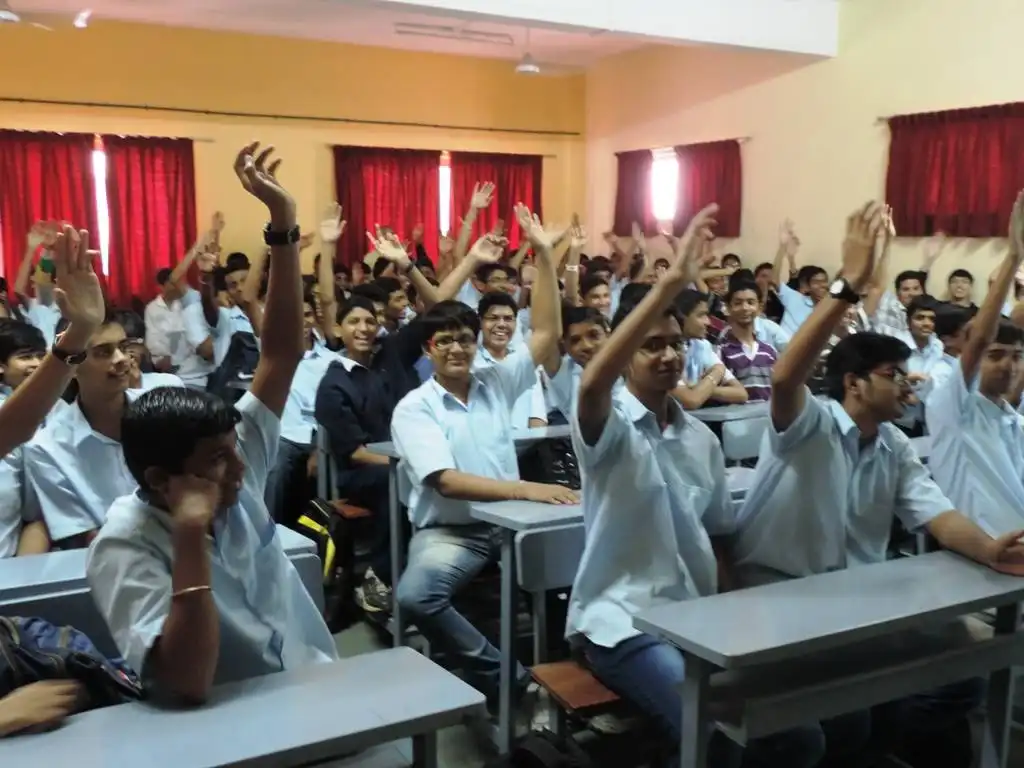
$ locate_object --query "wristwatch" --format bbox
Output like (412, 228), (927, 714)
(263, 223), (301, 246)
(51, 333), (87, 366)
(829, 278), (861, 304)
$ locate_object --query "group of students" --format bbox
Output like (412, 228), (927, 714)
(1, 142), (1024, 768)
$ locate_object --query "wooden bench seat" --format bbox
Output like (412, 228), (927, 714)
(532, 660), (620, 714)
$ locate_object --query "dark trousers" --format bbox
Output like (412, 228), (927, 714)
(337, 464), (393, 585)
(265, 438), (312, 527)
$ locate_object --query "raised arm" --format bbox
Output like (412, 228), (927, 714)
(0, 226), (104, 458)
(920, 231), (946, 287)
(452, 182), (494, 264)
(235, 143), (304, 417)
(577, 205), (719, 445)
(961, 191), (1024, 384)
(562, 218), (585, 306)
(169, 213), (221, 287)
(14, 223), (47, 300)
(517, 204), (564, 370)
(862, 206), (895, 318)
(770, 203), (883, 432)
(317, 204), (346, 346)
(366, 227), (443, 312)
(772, 220), (798, 291)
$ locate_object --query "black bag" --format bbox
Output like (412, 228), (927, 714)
(207, 331), (260, 403)
(518, 438), (581, 491)
(486, 730), (593, 768)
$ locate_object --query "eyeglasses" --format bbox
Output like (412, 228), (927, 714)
(431, 333), (478, 351)
(871, 368), (910, 388)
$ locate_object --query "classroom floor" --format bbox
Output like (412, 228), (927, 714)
(333, 622), (1024, 768)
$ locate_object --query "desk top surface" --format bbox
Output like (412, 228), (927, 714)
(634, 551), (1024, 669)
(690, 402), (770, 422)
(470, 500), (583, 531)
(2, 647), (484, 766)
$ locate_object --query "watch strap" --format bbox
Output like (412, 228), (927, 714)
(263, 224), (301, 246)
(51, 334), (87, 365)
(831, 279), (860, 304)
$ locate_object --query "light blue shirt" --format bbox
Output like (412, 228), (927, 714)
(608, 276), (626, 319)
(87, 393), (338, 684)
(24, 298), (61, 346)
(25, 394), (140, 541)
(734, 391), (951, 584)
(778, 284), (815, 336)
(896, 333), (945, 427)
(753, 315), (791, 353)
(472, 345), (546, 430)
(392, 346), (538, 528)
(927, 360), (1024, 536)
(682, 338), (735, 386)
(927, 354), (957, 407)
(280, 340), (341, 445)
(567, 387), (728, 648)
(544, 355), (623, 423)
(140, 372), (185, 390)
(178, 304), (235, 387)
(226, 305), (255, 336)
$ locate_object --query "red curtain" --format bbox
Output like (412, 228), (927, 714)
(333, 146), (441, 267)
(450, 152), (543, 249)
(613, 149), (655, 237)
(104, 136), (196, 306)
(673, 140), (743, 238)
(0, 130), (99, 295)
(886, 103), (1024, 237)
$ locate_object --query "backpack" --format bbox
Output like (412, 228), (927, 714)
(486, 731), (593, 768)
(207, 332), (260, 403)
(518, 438), (581, 490)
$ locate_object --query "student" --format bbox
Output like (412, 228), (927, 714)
(946, 268), (976, 310)
(670, 289), (748, 409)
(111, 310), (184, 390)
(734, 202), (1023, 767)
(872, 270), (926, 338)
(569, 205), (818, 767)
(927, 303), (976, 400)
(717, 281), (780, 403)
(373, 276), (410, 334)
(755, 261), (785, 324)
(928, 199), (1024, 537)
(579, 273), (612, 319)
(894, 296), (944, 436)
(390, 207), (575, 706)
(543, 306), (613, 424)
(221, 252), (257, 335)
(87, 142), (338, 704)
(14, 224), (62, 345)
(350, 283), (390, 331)
(772, 222), (829, 335)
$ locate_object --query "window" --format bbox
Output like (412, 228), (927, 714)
(439, 159), (452, 235)
(651, 148), (679, 223)
(91, 148), (111, 274)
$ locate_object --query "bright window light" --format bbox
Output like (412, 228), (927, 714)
(438, 163), (452, 236)
(91, 149), (111, 274)
(651, 149), (679, 223)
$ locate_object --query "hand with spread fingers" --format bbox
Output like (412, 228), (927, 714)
(468, 234), (507, 264)
(320, 203), (346, 244)
(366, 225), (412, 271)
(514, 203), (566, 251)
(51, 225), (104, 332)
(233, 142), (296, 228)
(669, 203), (719, 286)
(841, 202), (885, 291)
(470, 181), (496, 210)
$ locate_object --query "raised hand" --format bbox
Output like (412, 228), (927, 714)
(211, 211), (226, 234)
(196, 251), (218, 274)
(438, 234), (455, 257)
(570, 215), (587, 250)
(52, 225), (104, 331)
(319, 203), (346, 244)
(471, 181), (496, 210)
(1009, 190), (1024, 259)
(515, 203), (566, 251)
(233, 142), (296, 226)
(669, 203), (719, 286)
(27, 221), (48, 250)
(841, 202), (884, 291)
(468, 234), (507, 264)
(167, 474), (222, 531)
(631, 221), (647, 255)
(366, 225), (412, 270)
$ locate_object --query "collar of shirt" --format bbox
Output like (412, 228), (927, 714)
(825, 398), (894, 459)
(66, 393), (139, 448)
(619, 385), (689, 439)
(425, 373), (490, 409)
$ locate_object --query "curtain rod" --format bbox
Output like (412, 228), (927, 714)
(619, 136), (752, 154)
(0, 96), (582, 138)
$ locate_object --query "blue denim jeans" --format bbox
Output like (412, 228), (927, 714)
(584, 634), (872, 768)
(395, 523), (526, 699)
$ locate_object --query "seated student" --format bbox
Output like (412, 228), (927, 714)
(928, 207), (1024, 538)
(872, 269), (926, 338)
(927, 302), (976, 400)
(474, 291), (546, 430)
(373, 276), (410, 334)
(584, 255), (624, 316)
(717, 281), (780, 403)
(570, 206), (819, 767)
(755, 260), (785, 324)
(893, 296), (944, 437)
(670, 289), (748, 409)
(734, 202), (1023, 768)
(111, 310), (184, 390)
(220, 252), (258, 335)
(390, 209), (575, 706)
(543, 306), (613, 424)
(946, 268), (977, 310)
(579, 273), (612, 319)
(350, 283), (389, 333)
(87, 142), (338, 704)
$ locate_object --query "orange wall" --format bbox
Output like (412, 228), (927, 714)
(585, 0), (1024, 300)
(0, 21), (586, 269)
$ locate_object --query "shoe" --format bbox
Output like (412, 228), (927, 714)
(355, 568), (392, 614)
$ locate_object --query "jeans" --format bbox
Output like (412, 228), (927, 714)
(264, 438), (312, 526)
(584, 634), (872, 768)
(395, 523), (526, 699)
(337, 464), (392, 585)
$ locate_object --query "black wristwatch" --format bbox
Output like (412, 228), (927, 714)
(263, 223), (301, 246)
(829, 278), (861, 304)
(51, 334), (87, 366)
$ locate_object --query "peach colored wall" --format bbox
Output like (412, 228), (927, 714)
(585, 0), (1024, 301)
(0, 21), (586, 271)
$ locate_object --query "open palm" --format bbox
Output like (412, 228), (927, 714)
(53, 226), (105, 329)
(233, 142), (296, 220)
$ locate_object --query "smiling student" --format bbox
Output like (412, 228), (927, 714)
(670, 289), (748, 409)
(543, 306), (614, 424)
(717, 280), (782, 402)
(894, 295), (944, 436)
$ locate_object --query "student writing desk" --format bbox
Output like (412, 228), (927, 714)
(690, 402), (770, 423)
(366, 424), (573, 649)
(634, 551), (1024, 768)
(3, 647), (485, 768)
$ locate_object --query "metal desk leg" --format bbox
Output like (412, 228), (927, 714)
(532, 592), (548, 665)
(388, 457), (404, 648)
(412, 731), (438, 768)
(680, 653), (712, 768)
(498, 528), (516, 755)
(981, 602), (1021, 768)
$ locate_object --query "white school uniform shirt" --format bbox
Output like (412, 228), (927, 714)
(682, 338), (736, 387)
(140, 372), (185, 390)
(25, 393), (141, 541)
(176, 304), (234, 388)
(895, 332), (945, 427)
(472, 344), (546, 430)
(280, 338), (342, 446)
(225, 304), (255, 336)
(87, 393), (338, 684)
(777, 284), (815, 336)
(144, 289), (199, 366)
(753, 315), (791, 353)
(24, 298), (61, 346)
(392, 346), (538, 529)
(927, 360), (1024, 537)
(566, 387), (729, 648)
(733, 390), (951, 584)
(543, 356), (624, 423)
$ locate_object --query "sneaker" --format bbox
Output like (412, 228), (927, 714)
(356, 568), (392, 614)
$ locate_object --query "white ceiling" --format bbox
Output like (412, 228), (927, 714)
(6, 0), (646, 67)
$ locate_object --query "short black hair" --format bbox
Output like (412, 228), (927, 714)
(728, 268), (756, 288)
(948, 268), (974, 284)
(933, 303), (975, 338)
(653, 257), (670, 269)
(721, 253), (742, 267)
(587, 256), (613, 275)
(155, 268), (173, 286)
(580, 274), (609, 298)
(224, 252), (250, 274)
(797, 265), (827, 286)
(562, 306), (608, 337)
(374, 277), (403, 297)
(894, 270), (925, 293)
(420, 300), (480, 339)
(610, 284), (683, 331)
(994, 318), (1024, 347)
(476, 263), (513, 284)
(122, 387), (242, 493)
(371, 257), (394, 279)
(823, 332), (911, 402)
(350, 283), (388, 305)
(755, 262), (774, 275)
(337, 295), (378, 324)
(0, 319), (45, 365)
(478, 291), (518, 318)
(676, 288), (709, 318)
(725, 280), (761, 305)
(110, 309), (146, 341)
(906, 295), (939, 321)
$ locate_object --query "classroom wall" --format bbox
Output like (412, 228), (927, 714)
(585, 0), (1024, 301)
(0, 21), (586, 271)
